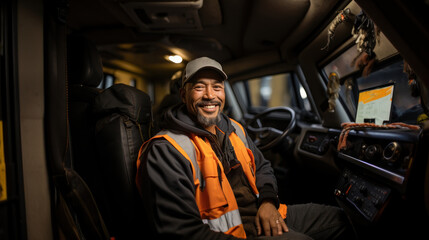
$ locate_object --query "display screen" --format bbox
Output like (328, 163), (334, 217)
(355, 84), (394, 125)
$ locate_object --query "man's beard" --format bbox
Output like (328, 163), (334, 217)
(195, 100), (222, 128)
(196, 111), (221, 128)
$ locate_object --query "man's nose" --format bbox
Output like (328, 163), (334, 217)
(204, 86), (215, 99)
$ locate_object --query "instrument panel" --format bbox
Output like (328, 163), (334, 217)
(337, 128), (420, 191)
(335, 128), (421, 222)
(334, 168), (391, 222)
(299, 127), (422, 223)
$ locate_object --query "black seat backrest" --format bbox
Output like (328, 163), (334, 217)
(92, 83), (152, 239)
(67, 35), (153, 239)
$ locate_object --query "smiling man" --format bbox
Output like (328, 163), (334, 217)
(181, 58), (226, 133)
(136, 57), (353, 240)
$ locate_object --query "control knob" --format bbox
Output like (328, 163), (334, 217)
(383, 142), (401, 163)
(364, 144), (381, 161)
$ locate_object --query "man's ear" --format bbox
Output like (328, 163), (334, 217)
(180, 87), (186, 103)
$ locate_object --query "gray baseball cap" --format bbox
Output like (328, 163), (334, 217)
(182, 57), (228, 87)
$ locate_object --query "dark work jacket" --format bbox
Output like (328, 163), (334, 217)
(136, 104), (280, 240)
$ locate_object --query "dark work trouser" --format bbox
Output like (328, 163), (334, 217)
(257, 203), (355, 240)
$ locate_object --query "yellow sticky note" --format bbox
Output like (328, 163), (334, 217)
(0, 121), (7, 202)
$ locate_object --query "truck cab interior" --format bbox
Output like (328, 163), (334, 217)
(1, 0), (429, 239)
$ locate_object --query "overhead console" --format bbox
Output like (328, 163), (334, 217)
(333, 128), (422, 222)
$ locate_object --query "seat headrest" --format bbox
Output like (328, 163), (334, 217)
(93, 84), (152, 124)
(67, 35), (103, 87)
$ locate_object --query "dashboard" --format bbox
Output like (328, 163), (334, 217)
(336, 129), (419, 188)
(297, 125), (423, 223)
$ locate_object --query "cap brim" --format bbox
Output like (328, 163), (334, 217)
(182, 66), (227, 87)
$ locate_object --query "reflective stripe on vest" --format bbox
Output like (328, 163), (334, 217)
(156, 130), (204, 188)
(230, 119), (249, 148)
(201, 209), (242, 233)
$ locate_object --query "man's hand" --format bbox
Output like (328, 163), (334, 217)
(255, 200), (289, 236)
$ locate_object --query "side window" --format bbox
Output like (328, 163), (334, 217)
(233, 73), (312, 112)
(97, 74), (115, 89)
(129, 78), (136, 87)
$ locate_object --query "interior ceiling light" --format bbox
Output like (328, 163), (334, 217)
(167, 55), (183, 64)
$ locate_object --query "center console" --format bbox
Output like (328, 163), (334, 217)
(333, 128), (421, 223)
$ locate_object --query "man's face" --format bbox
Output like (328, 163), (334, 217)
(181, 69), (225, 128)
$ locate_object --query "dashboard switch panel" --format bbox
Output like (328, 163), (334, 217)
(300, 131), (331, 155)
(337, 129), (420, 191)
(335, 169), (391, 222)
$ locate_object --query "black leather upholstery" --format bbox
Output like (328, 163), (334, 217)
(67, 35), (152, 239)
(92, 84), (152, 239)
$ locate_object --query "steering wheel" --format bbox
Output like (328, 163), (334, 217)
(245, 107), (296, 151)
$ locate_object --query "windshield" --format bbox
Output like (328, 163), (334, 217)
(325, 57), (423, 125)
(319, 28), (427, 125)
(232, 72), (313, 113)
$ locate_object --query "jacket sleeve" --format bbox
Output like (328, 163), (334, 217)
(136, 139), (245, 240)
(245, 133), (280, 208)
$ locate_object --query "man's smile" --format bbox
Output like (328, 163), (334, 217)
(197, 101), (221, 114)
(200, 104), (218, 113)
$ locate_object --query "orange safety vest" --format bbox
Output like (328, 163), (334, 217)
(137, 119), (287, 239)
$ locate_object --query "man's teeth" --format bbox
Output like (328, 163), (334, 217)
(204, 105), (215, 109)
